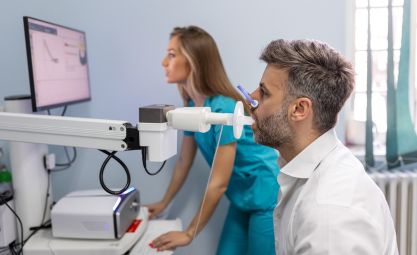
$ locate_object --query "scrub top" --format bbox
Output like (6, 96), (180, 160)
(185, 95), (279, 211)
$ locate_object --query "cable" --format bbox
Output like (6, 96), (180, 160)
(9, 242), (18, 255)
(41, 170), (51, 225)
(14, 163), (53, 254)
(60, 106), (67, 117)
(46, 106), (67, 117)
(0, 246), (10, 253)
(189, 125), (224, 254)
(13, 219), (52, 255)
(0, 195), (23, 255)
(98, 150), (131, 195)
(0, 246), (10, 252)
(55, 147), (77, 170)
(141, 147), (166, 175)
(15, 162), (54, 251)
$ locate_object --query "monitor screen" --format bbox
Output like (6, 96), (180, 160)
(23, 17), (91, 112)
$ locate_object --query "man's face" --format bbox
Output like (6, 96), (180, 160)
(250, 65), (294, 149)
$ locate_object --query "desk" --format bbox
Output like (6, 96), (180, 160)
(129, 218), (182, 255)
(23, 207), (182, 255)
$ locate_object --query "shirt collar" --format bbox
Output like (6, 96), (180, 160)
(280, 128), (340, 179)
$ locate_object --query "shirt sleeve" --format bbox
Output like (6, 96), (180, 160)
(292, 204), (388, 255)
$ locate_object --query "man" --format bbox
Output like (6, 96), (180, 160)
(250, 39), (398, 254)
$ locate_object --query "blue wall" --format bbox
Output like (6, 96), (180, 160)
(0, 1), (350, 254)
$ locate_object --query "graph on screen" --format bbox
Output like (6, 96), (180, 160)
(24, 17), (91, 111)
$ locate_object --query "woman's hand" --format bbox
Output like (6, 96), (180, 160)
(145, 201), (166, 219)
(150, 231), (193, 251)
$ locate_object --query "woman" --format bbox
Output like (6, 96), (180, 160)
(147, 26), (279, 255)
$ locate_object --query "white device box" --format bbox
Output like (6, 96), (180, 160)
(51, 188), (140, 239)
(24, 208), (149, 255)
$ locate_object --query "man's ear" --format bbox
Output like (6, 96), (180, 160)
(289, 97), (312, 121)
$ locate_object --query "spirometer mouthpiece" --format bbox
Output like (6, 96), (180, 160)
(166, 101), (253, 139)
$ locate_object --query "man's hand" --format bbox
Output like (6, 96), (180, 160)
(145, 202), (166, 219)
(150, 231), (193, 251)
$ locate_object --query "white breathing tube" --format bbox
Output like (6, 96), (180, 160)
(166, 101), (254, 138)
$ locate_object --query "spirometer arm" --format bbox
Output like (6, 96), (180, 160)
(146, 135), (197, 219)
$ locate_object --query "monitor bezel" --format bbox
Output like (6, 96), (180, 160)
(23, 16), (92, 112)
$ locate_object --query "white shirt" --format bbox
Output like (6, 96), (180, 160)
(274, 129), (398, 255)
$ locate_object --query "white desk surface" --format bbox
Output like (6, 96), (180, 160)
(130, 218), (182, 255)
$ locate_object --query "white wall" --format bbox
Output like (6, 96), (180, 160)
(0, 1), (350, 254)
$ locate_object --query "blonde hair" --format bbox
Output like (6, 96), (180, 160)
(170, 26), (246, 109)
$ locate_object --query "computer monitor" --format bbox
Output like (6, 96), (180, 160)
(23, 17), (91, 112)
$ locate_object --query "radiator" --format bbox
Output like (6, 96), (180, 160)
(369, 170), (417, 255)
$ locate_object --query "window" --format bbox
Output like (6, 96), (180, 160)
(351, 0), (411, 147)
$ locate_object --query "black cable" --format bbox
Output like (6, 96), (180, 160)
(41, 170), (51, 225)
(60, 106), (67, 116)
(10, 167), (52, 254)
(141, 147), (166, 175)
(0, 195), (23, 255)
(29, 221), (51, 232)
(46, 106), (67, 117)
(0, 246), (10, 252)
(55, 147), (77, 168)
(98, 150), (131, 195)
(9, 242), (17, 255)
(14, 219), (52, 255)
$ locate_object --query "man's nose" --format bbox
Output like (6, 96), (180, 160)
(250, 89), (259, 101)
(248, 89), (259, 112)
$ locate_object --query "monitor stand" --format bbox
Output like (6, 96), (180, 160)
(5, 96), (52, 241)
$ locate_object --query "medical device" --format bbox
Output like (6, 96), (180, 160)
(24, 16), (91, 112)
(0, 96), (253, 243)
(0, 101), (250, 159)
(24, 207), (149, 255)
(51, 187), (140, 239)
(3, 16), (255, 254)
(237, 84), (258, 109)
(166, 101), (254, 139)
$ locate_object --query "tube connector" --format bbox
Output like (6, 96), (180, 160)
(166, 101), (254, 139)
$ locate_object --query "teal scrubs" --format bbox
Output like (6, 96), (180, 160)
(185, 95), (279, 255)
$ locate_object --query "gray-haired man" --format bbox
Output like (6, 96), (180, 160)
(250, 39), (398, 255)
